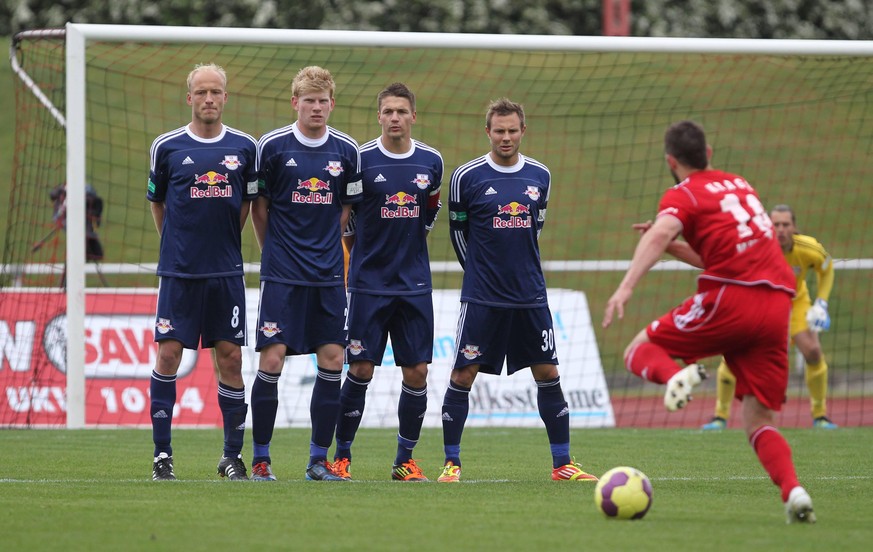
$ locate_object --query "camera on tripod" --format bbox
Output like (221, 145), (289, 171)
(36, 183), (105, 261)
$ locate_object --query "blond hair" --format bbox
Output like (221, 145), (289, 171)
(187, 63), (227, 92)
(292, 66), (336, 98)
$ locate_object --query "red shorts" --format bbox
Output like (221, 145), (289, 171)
(646, 282), (792, 410)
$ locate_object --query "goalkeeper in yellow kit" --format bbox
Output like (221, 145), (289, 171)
(702, 204), (837, 430)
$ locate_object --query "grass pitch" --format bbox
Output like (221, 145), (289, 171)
(1, 427), (870, 551)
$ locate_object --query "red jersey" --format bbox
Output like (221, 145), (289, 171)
(657, 169), (795, 294)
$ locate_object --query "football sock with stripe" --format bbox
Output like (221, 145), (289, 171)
(625, 341), (683, 384)
(396, 383), (427, 464)
(750, 425), (801, 502)
(250, 370), (279, 464)
(309, 366), (342, 465)
(217, 381), (247, 458)
(335, 371), (371, 460)
(537, 376), (572, 467)
(150, 370), (176, 457)
(441, 381), (470, 465)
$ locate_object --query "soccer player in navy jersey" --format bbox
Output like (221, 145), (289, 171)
(147, 64), (258, 481)
(249, 66), (362, 481)
(602, 120), (815, 523)
(329, 83), (442, 481)
(439, 98), (598, 483)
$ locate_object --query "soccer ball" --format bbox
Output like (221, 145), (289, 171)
(594, 466), (653, 520)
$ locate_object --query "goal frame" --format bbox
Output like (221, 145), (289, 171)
(56, 23), (873, 428)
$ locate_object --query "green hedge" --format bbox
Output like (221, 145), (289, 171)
(3, 0), (871, 38)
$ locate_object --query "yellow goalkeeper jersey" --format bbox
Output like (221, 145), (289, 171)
(785, 234), (834, 304)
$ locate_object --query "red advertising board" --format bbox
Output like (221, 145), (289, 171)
(1, 289), (220, 427)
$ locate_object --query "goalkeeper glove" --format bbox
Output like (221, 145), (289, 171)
(806, 298), (831, 332)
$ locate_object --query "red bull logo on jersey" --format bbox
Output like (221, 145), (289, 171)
(191, 172), (232, 198)
(220, 156), (242, 170)
(493, 202), (532, 229)
(259, 322), (282, 338)
(193, 171), (230, 186)
(293, 178), (333, 204)
(155, 318), (174, 335)
(347, 339), (366, 356)
(412, 174), (431, 190)
(523, 186), (541, 201)
(325, 161), (343, 177)
(381, 191), (419, 219)
(460, 344), (482, 360)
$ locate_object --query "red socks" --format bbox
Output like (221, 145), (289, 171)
(625, 342), (681, 384)
(750, 425), (801, 501)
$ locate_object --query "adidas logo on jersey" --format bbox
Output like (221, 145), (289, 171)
(374, 173), (387, 182)
(485, 187), (497, 195)
(286, 158), (297, 166)
(152, 409), (168, 419)
(344, 410), (362, 418)
(234, 330), (244, 339)
(236, 423), (246, 430)
(441, 412), (454, 422)
(182, 156), (194, 165)
(556, 406), (570, 418)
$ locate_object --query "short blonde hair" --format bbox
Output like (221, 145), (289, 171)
(292, 66), (336, 98)
(187, 63), (227, 92)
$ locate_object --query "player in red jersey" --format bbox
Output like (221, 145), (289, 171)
(602, 120), (816, 524)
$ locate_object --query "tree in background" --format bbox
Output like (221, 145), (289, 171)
(2, 0), (872, 40)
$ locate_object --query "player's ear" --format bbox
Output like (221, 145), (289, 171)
(664, 153), (677, 171)
(706, 144), (713, 162)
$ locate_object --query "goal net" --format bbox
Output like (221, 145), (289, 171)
(3, 24), (872, 429)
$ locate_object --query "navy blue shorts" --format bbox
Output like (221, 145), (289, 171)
(453, 302), (558, 375)
(255, 281), (346, 355)
(345, 292), (434, 367)
(154, 276), (247, 349)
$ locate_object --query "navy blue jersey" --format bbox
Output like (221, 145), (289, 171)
(147, 124), (258, 278)
(346, 137), (443, 295)
(449, 154), (550, 307)
(256, 123), (362, 286)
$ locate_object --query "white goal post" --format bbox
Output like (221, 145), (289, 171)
(35, 23), (873, 428)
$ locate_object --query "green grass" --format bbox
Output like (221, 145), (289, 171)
(1, 427), (870, 551)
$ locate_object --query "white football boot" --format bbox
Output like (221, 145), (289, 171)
(785, 486), (817, 524)
(664, 364), (707, 411)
